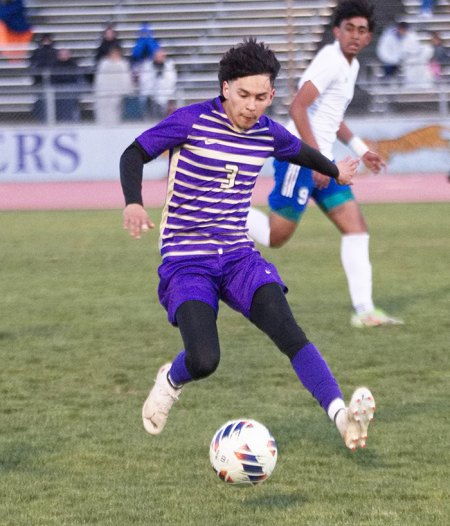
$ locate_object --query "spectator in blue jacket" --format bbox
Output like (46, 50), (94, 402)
(130, 23), (160, 66)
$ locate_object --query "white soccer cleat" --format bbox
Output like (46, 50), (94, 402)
(351, 308), (404, 328)
(142, 362), (183, 435)
(337, 387), (376, 451)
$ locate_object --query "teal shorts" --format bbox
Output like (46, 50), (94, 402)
(268, 159), (355, 222)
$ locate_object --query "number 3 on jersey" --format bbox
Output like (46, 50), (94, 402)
(221, 164), (238, 189)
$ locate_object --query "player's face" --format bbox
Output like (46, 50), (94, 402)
(222, 75), (275, 131)
(333, 17), (372, 62)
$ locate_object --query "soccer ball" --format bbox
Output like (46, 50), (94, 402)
(209, 419), (278, 485)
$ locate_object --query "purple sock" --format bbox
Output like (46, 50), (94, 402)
(168, 350), (193, 386)
(291, 342), (343, 412)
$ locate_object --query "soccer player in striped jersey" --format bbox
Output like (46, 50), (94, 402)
(120, 38), (375, 450)
(247, 0), (403, 328)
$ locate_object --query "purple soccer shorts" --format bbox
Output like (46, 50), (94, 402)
(157, 248), (286, 325)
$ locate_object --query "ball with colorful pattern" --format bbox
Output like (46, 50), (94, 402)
(209, 419), (278, 485)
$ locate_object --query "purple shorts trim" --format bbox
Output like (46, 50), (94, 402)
(157, 248), (286, 325)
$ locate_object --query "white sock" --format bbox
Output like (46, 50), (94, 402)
(340, 233), (374, 315)
(246, 207), (270, 247)
(327, 398), (346, 422)
(334, 408), (348, 437)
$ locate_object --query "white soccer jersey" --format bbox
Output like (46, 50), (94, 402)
(287, 40), (360, 159)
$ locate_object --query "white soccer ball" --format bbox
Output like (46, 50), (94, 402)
(209, 419), (278, 485)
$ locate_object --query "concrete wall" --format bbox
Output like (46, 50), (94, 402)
(1, 115), (448, 183)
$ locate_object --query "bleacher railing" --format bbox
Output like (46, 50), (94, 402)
(1, 67), (449, 125)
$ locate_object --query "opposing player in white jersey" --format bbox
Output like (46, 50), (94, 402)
(247, 0), (403, 328)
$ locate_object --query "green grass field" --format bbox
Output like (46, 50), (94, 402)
(1, 203), (449, 525)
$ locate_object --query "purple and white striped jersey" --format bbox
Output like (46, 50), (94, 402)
(136, 96), (302, 259)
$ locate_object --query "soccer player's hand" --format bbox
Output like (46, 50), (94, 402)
(123, 203), (155, 239)
(312, 171), (331, 189)
(362, 151), (386, 174)
(336, 156), (360, 186)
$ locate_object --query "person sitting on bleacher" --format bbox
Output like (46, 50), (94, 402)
(429, 30), (450, 80)
(376, 21), (434, 87)
(400, 25), (434, 88)
(130, 23), (160, 64)
(95, 23), (122, 64)
(29, 33), (58, 122)
(138, 48), (177, 119)
(95, 44), (134, 126)
(376, 21), (410, 80)
(29, 33), (57, 85)
(130, 23), (160, 82)
(50, 48), (83, 122)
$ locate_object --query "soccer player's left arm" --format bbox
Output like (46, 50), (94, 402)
(287, 142), (359, 186)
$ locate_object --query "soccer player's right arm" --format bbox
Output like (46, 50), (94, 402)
(289, 81), (320, 150)
(120, 140), (153, 206)
(290, 80), (332, 189)
(120, 141), (155, 239)
(119, 105), (199, 238)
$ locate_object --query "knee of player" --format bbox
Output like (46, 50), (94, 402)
(268, 319), (309, 359)
(188, 351), (220, 380)
(277, 333), (309, 360)
(269, 231), (291, 248)
(269, 220), (297, 247)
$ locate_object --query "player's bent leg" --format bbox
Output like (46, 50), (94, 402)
(142, 301), (220, 436)
(335, 387), (376, 450)
(176, 300), (221, 379)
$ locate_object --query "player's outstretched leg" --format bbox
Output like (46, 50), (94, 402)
(142, 363), (183, 435)
(335, 387), (376, 450)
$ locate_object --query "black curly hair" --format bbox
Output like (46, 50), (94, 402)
(218, 38), (281, 92)
(332, 0), (376, 32)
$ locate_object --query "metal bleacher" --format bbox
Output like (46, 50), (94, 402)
(0, 0), (335, 122)
(357, 0), (450, 115)
(1, 0), (449, 123)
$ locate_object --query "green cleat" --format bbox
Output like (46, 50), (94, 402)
(351, 308), (404, 328)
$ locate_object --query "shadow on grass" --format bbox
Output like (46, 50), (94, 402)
(0, 442), (40, 472)
(244, 491), (308, 509)
(273, 415), (382, 468)
(378, 284), (450, 313)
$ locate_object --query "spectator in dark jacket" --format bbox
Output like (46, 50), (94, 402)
(50, 48), (83, 121)
(95, 24), (122, 63)
(29, 33), (59, 121)
(29, 33), (58, 84)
